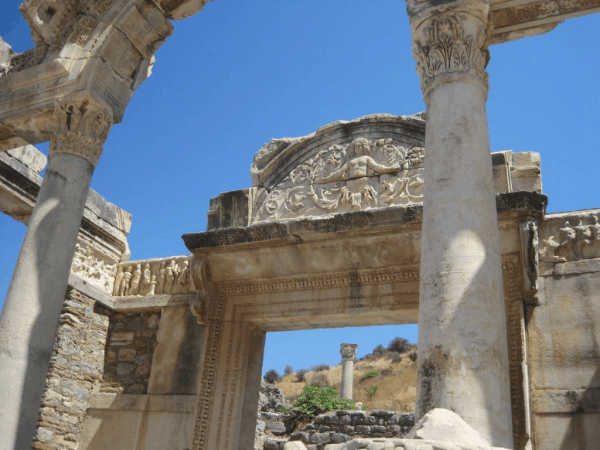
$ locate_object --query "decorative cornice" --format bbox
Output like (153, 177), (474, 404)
(49, 95), (113, 166)
(411, 12), (490, 99)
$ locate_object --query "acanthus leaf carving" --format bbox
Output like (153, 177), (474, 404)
(340, 343), (358, 360)
(50, 95), (113, 166)
(190, 257), (212, 325)
(253, 138), (425, 224)
(411, 13), (490, 97)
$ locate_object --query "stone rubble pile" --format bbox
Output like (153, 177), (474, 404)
(255, 381), (291, 449)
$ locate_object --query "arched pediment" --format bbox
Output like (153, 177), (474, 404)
(250, 114), (426, 224)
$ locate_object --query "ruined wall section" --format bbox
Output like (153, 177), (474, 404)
(32, 288), (110, 450)
(100, 311), (160, 395)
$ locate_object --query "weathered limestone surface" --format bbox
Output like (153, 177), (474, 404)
(340, 344), (358, 400)
(527, 210), (600, 450)
(407, 2), (512, 445)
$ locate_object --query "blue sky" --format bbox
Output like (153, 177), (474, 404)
(1, 1), (599, 376)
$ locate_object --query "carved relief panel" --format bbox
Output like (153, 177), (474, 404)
(113, 256), (194, 297)
(252, 138), (425, 224)
(71, 240), (119, 293)
(539, 212), (600, 269)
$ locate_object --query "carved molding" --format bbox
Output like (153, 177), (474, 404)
(220, 265), (421, 296)
(253, 138), (425, 224)
(411, 12), (490, 98)
(190, 257), (212, 325)
(502, 254), (531, 450)
(519, 219), (539, 304)
(50, 96), (113, 166)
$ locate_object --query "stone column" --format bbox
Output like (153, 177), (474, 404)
(0, 94), (112, 449)
(340, 343), (358, 399)
(407, 0), (513, 447)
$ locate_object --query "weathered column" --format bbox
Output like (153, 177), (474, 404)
(0, 94), (112, 449)
(340, 343), (358, 399)
(407, 0), (513, 447)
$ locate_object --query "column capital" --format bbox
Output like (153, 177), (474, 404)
(407, 0), (491, 101)
(340, 343), (358, 360)
(49, 94), (113, 167)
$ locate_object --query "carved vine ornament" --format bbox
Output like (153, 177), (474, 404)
(412, 13), (490, 96)
(254, 137), (425, 224)
(50, 97), (113, 166)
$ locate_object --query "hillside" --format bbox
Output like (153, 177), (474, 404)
(272, 344), (418, 412)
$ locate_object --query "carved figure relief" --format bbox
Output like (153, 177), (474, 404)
(412, 13), (489, 96)
(71, 241), (117, 293)
(540, 215), (600, 263)
(253, 138), (425, 223)
(112, 256), (195, 297)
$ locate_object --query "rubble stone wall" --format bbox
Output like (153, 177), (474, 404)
(32, 288), (110, 450)
(100, 311), (160, 394)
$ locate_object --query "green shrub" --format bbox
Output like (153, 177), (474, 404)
(361, 371), (380, 381)
(387, 337), (411, 354)
(282, 385), (358, 432)
(264, 369), (281, 384)
(295, 369), (308, 383)
(365, 386), (378, 398)
(310, 372), (329, 388)
(311, 364), (330, 372)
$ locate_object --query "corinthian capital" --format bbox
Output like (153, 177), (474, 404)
(408, 1), (491, 100)
(340, 343), (358, 360)
(49, 95), (113, 167)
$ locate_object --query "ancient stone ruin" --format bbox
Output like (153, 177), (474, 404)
(1, 0), (600, 450)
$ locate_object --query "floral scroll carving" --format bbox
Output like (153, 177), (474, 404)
(253, 137), (425, 224)
(112, 256), (194, 297)
(50, 96), (113, 166)
(412, 13), (490, 96)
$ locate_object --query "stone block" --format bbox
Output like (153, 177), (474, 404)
(257, 420), (266, 432)
(319, 425), (331, 433)
(283, 442), (308, 450)
(370, 410), (394, 417)
(267, 421), (287, 435)
(290, 431), (311, 443)
(116, 363), (134, 376)
(386, 425), (401, 434)
(324, 413), (339, 424)
(356, 425), (371, 433)
(372, 425), (386, 433)
(330, 433), (350, 443)
(118, 348), (136, 362)
(336, 410), (352, 416)
(342, 425), (354, 434)
(311, 432), (331, 444)
(387, 414), (399, 425)
(340, 415), (351, 425)
(399, 413), (415, 426)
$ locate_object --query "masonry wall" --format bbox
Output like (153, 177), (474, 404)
(32, 288), (110, 450)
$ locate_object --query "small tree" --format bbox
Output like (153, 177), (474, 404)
(284, 365), (294, 375)
(282, 385), (358, 432)
(408, 351), (418, 362)
(387, 337), (411, 354)
(295, 369), (308, 383)
(365, 385), (378, 400)
(264, 369), (281, 384)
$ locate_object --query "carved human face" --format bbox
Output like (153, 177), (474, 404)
(352, 138), (369, 157)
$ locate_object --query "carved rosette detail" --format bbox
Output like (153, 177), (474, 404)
(49, 96), (113, 166)
(412, 13), (490, 97)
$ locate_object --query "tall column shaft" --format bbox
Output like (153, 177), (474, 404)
(0, 95), (112, 449)
(339, 343), (358, 400)
(407, 1), (513, 447)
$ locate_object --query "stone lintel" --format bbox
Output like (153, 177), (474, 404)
(113, 293), (196, 312)
(87, 393), (196, 412)
(533, 388), (600, 414)
(183, 192), (546, 253)
(68, 273), (115, 310)
(490, 0), (600, 45)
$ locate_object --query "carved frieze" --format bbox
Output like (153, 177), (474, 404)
(411, 12), (490, 97)
(252, 138), (425, 224)
(539, 214), (600, 265)
(71, 240), (118, 293)
(113, 256), (194, 297)
(50, 96), (113, 166)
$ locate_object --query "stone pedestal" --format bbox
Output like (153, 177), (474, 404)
(407, 1), (513, 447)
(0, 95), (112, 449)
(340, 343), (358, 400)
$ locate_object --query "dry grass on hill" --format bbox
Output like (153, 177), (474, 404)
(274, 350), (417, 412)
